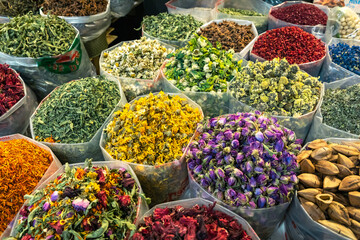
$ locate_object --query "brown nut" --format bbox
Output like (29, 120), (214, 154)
(298, 173), (322, 188)
(347, 207), (360, 222)
(301, 201), (326, 222)
(308, 139), (328, 149)
(332, 144), (360, 157)
(316, 160), (339, 175)
(349, 191), (360, 208)
(336, 164), (353, 179)
(323, 176), (342, 190)
(316, 193), (333, 212)
(300, 159), (315, 173)
(298, 188), (322, 202)
(339, 175), (360, 192)
(328, 201), (351, 226)
(311, 147), (332, 161)
(338, 153), (355, 169)
(297, 150), (312, 163)
(318, 220), (356, 240)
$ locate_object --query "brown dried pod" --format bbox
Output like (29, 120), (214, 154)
(347, 207), (360, 222)
(350, 219), (360, 236)
(308, 139), (328, 149)
(338, 153), (356, 169)
(336, 164), (353, 179)
(328, 143), (341, 154)
(351, 168), (359, 175)
(316, 161), (340, 175)
(332, 145), (360, 157)
(323, 176), (342, 190)
(318, 220), (356, 240)
(302, 201), (326, 222)
(297, 150), (312, 163)
(298, 188), (322, 202)
(342, 141), (360, 151)
(339, 175), (360, 192)
(311, 147), (333, 161)
(349, 191), (360, 208)
(316, 193), (333, 212)
(298, 173), (322, 188)
(328, 201), (351, 226)
(300, 159), (316, 173)
(329, 154), (339, 162)
(349, 156), (360, 166)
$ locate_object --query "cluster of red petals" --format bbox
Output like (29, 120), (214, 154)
(271, 3), (327, 26)
(251, 26), (326, 65)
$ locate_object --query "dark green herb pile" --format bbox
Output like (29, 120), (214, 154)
(322, 83), (360, 135)
(0, 14), (76, 58)
(141, 13), (203, 41)
(32, 77), (121, 144)
(219, 8), (264, 16)
(0, 0), (42, 17)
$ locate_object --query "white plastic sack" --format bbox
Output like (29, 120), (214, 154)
(0, 73), (38, 136)
(307, 76), (360, 142)
(135, 198), (260, 240)
(215, 0), (271, 33)
(100, 92), (203, 206)
(0, 133), (62, 239)
(0, 29), (96, 99)
(30, 77), (127, 164)
(8, 160), (148, 238)
(268, 1), (329, 35)
(111, 0), (134, 18)
(165, 0), (224, 22)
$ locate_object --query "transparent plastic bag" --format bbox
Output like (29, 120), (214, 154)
(268, 1), (329, 35)
(135, 198), (260, 240)
(8, 160), (148, 238)
(0, 133), (62, 239)
(165, 0), (224, 22)
(306, 76), (360, 142)
(326, 6), (360, 40)
(100, 92), (204, 206)
(110, 0), (134, 18)
(0, 15), (9, 23)
(215, 0), (271, 34)
(0, 30), (96, 99)
(314, 0), (345, 8)
(0, 73), (38, 136)
(30, 77), (127, 164)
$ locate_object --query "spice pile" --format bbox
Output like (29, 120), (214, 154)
(297, 139), (360, 240)
(33, 77), (120, 144)
(270, 3), (327, 26)
(132, 203), (253, 239)
(329, 42), (360, 75)
(0, 64), (24, 117)
(10, 159), (141, 239)
(104, 92), (202, 165)
(321, 83), (360, 135)
(0, 138), (53, 233)
(165, 34), (242, 92)
(141, 13), (203, 42)
(219, 8), (264, 16)
(102, 37), (172, 80)
(0, 0), (42, 17)
(198, 21), (255, 53)
(187, 112), (302, 209)
(252, 26), (326, 65)
(229, 58), (322, 117)
(0, 14), (76, 58)
(42, 0), (107, 16)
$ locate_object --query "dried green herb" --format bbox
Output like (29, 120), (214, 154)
(0, 0), (43, 17)
(219, 8), (264, 17)
(33, 76), (121, 144)
(42, 0), (108, 17)
(322, 83), (360, 135)
(0, 14), (76, 58)
(141, 13), (203, 41)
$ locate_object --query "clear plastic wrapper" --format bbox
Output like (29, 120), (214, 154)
(215, 0), (271, 33)
(100, 92), (203, 206)
(0, 15), (9, 23)
(268, 1), (329, 35)
(0, 133), (62, 239)
(135, 198), (260, 240)
(0, 74), (38, 136)
(326, 6), (360, 41)
(306, 76), (360, 142)
(0, 30), (96, 99)
(7, 160), (148, 238)
(110, 0), (134, 18)
(165, 0), (224, 22)
(30, 77), (127, 164)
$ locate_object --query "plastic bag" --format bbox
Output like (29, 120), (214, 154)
(314, 0), (345, 8)
(346, 1), (360, 14)
(100, 92), (204, 206)
(215, 0), (271, 33)
(0, 133), (62, 239)
(0, 74), (38, 136)
(29, 77), (127, 164)
(0, 29), (96, 99)
(268, 1), (329, 35)
(135, 198), (260, 239)
(165, 0), (224, 22)
(326, 6), (360, 41)
(110, 0), (134, 18)
(0, 15), (9, 23)
(306, 76), (360, 142)
(7, 160), (148, 238)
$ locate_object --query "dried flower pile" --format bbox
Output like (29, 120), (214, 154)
(187, 112), (302, 209)
(329, 42), (360, 75)
(0, 0), (42, 17)
(42, 0), (108, 16)
(132, 203), (253, 240)
(297, 139), (360, 240)
(219, 8), (264, 17)
(229, 58), (322, 117)
(10, 159), (141, 239)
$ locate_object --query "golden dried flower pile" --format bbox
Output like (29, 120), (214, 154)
(297, 139), (360, 240)
(104, 92), (202, 165)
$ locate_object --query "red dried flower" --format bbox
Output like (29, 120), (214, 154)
(118, 195), (131, 207)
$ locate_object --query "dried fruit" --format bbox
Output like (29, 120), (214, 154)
(297, 150), (312, 163)
(298, 188), (322, 202)
(347, 207), (360, 222)
(324, 191), (350, 207)
(300, 159), (316, 173)
(328, 201), (351, 226)
(302, 201), (326, 222)
(336, 164), (353, 179)
(316, 193), (333, 212)
(332, 145), (360, 157)
(316, 161), (340, 176)
(318, 220), (356, 240)
(308, 139), (328, 149)
(350, 219), (360, 236)
(338, 154), (356, 169)
(324, 176), (342, 190)
(311, 147), (332, 161)
(298, 173), (322, 188)
(339, 175), (360, 192)
(349, 191), (360, 208)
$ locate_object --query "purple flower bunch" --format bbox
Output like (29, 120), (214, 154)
(187, 112), (302, 209)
